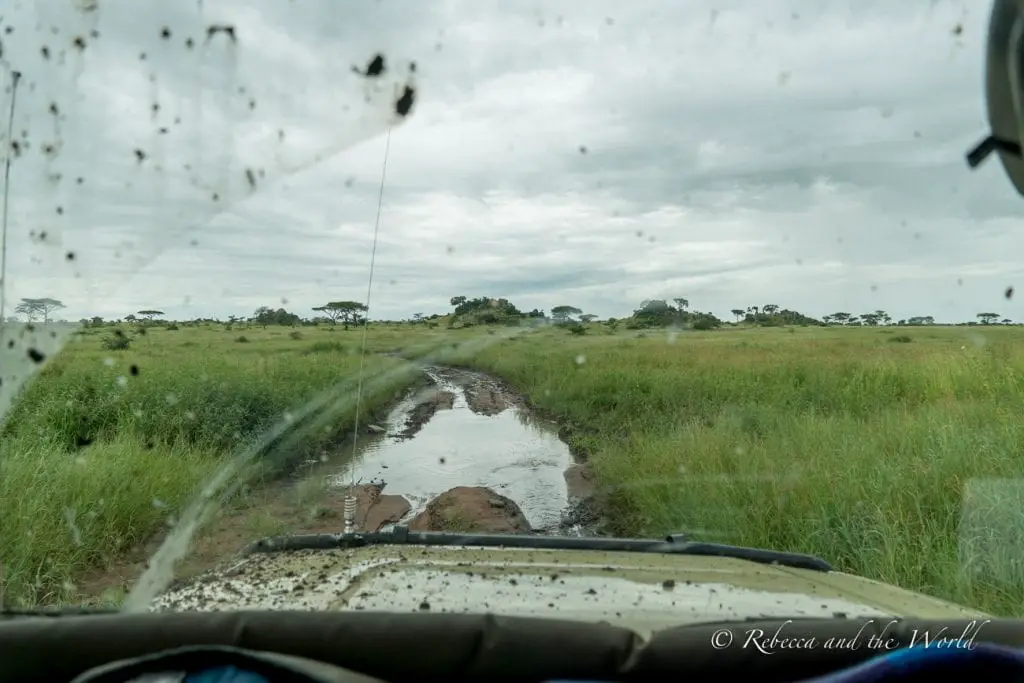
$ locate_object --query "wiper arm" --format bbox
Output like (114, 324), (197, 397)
(243, 525), (832, 572)
(965, 133), (1023, 169)
(0, 606), (119, 619)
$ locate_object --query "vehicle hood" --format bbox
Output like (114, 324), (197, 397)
(151, 545), (985, 635)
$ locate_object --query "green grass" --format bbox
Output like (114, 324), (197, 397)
(2, 320), (1024, 616)
(456, 323), (1024, 616)
(0, 322), (428, 606)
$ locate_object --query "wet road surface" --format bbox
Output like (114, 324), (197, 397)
(330, 366), (574, 532)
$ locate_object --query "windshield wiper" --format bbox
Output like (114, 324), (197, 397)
(242, 525), (832, 572)
(0, 606), (120, 619)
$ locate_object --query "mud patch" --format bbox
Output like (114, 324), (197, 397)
(460, 374), (520, 416)
(407, 486), (531, 534)
(76, 478), (404, 603)
(422, 365), (523, 416)
(560, 463), (608, 535)
(564, 463), (596, 499)
(394, 388), (455, 440)
(561, 496), (607, 535)
(463, 385), (509, 415)
(351, 482), (411, 531)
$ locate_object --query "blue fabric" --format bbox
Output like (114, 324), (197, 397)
(184, 667), (269, 683)
(798, 643), (1024, 682)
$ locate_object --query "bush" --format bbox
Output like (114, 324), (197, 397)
(102, 330), (131, 351)
(691, 317), (717, 331)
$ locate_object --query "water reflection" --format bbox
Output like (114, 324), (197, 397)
(330, 367), (572, 531)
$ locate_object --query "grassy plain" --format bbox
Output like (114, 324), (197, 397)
(2, 320), (1024, 616)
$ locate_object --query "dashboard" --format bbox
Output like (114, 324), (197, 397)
(69, 643), (1024, 683)
(3, 611), (1024, 682)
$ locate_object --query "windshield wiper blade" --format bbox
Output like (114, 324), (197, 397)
(0, 606), (119, 619)
(243, 525), (832, 572)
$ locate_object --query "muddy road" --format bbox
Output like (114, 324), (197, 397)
(335, 365), (593, 534)
(80, 364), (600, 602)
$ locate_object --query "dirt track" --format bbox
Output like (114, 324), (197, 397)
(337, 364), (596, 533)
(78, 364), (599, 603)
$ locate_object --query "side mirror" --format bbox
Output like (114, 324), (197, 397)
(966, 0), (1024, 197)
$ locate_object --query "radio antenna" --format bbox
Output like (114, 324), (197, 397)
(343, 125), (392, 534)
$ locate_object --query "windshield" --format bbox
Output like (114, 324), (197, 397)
(0, 0), (1019, 621)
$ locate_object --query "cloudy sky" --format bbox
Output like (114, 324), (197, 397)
(0, 0), (1015, 324)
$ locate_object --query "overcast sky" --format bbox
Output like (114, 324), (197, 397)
(0, 0), (1016, 324)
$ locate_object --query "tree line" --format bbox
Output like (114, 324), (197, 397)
(6, 295), (1017, 330)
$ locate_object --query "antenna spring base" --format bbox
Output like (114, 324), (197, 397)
(342, 494), (358, 534)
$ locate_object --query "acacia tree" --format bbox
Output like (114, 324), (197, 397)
(313, 301), (368, 329)
(829, 312), (852, 325)
(14, 297), (65, 323)
(550, 305), (581, 323)
(977, 312), (1000, 325)
(859, 312), (882, 326)
(137, 309), (165, 321)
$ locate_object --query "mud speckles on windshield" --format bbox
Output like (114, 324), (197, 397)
(0, 1), (422, 610)
(395, 85), (415, 117)
(354, 53), (386, 78)
(205, 25), (237, 43)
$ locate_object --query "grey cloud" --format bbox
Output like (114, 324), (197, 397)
(0, 0), (1019, 329)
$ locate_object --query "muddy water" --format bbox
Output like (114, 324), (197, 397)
(329, 366), (574, 532)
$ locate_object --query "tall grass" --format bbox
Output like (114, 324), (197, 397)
(0, 323), (425, 606)
(459, 324), (1024, 616)
(3, 320), (1024, 617)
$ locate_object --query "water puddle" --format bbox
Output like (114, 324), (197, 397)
(329, 366), (574, 532)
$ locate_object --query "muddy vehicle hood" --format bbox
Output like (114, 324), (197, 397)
(152, 545), (984, 633)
